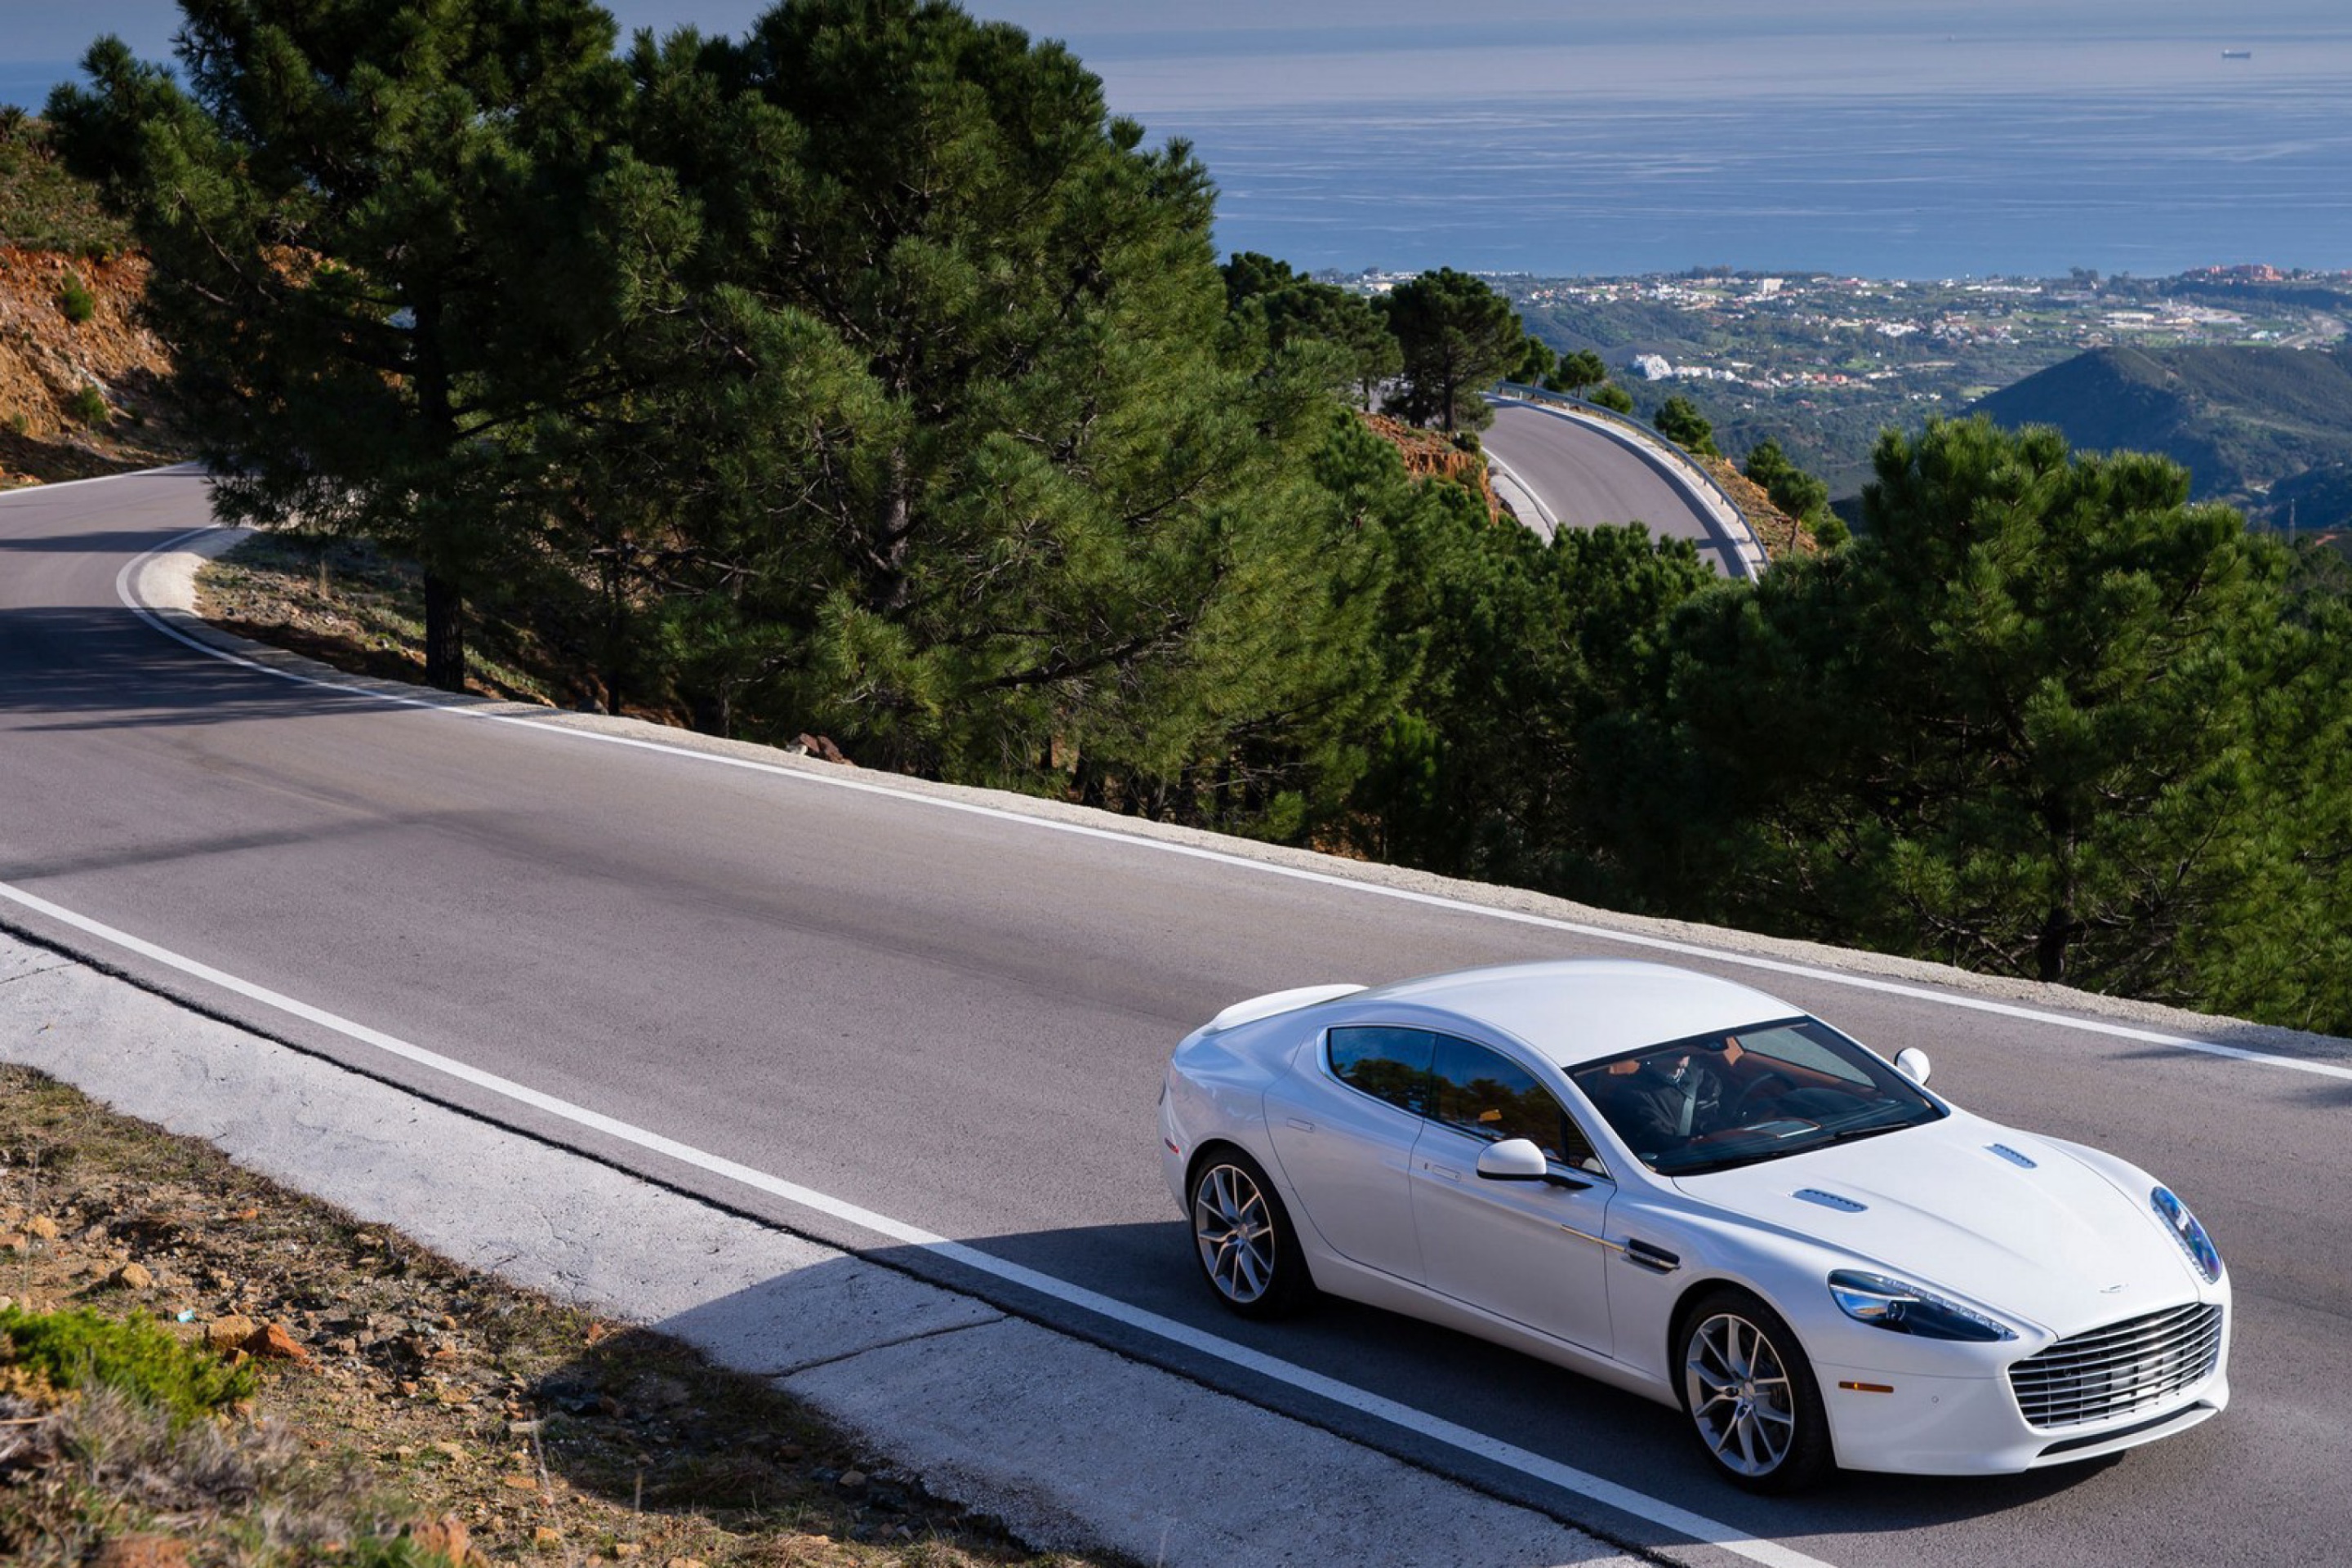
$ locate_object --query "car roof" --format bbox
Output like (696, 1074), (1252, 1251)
(1346, 959), (1801, 1069)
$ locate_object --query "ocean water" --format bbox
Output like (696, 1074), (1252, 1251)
(1171, 85), (2352, 279)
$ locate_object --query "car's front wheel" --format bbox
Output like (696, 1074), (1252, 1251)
(1188, 1147), (1314, 1319)
(1677, 1287), (1833, 1491)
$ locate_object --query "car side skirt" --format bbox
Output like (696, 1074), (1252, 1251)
(1302, 1248), (1682, 1409)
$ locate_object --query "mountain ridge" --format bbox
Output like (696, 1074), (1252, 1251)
(1969, 344), (2352, 528)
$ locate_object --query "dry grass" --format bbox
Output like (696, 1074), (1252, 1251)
(0, 1063), (1117, 1568)
(197, 533), (566, 707)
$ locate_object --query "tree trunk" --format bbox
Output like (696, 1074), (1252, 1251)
(689, 685), (732, 738)
(413, 293), (466, 695)
(2034, 903), (2074, 984)
(423, 572), (466, 693)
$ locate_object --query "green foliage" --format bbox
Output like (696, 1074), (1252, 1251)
(514, 2), (1406, 835)
(0, 114), (135, 252)
(1588, 381), (1636, 415)
(49, 0), (634, 691)
(56, 269), (97, 324)
(1223, 252), (1400, 406)
(0, 1305), (256, 1423)
(1653, 395), (1720, 457)
(1543, 348), (1607, 395)
(1602, 416), (2352, 1025)
(1742, 435), (1831, 523)
(1339, 423), (1716, 886)
(65, 383), (109, 425)
(1512, 335), (1556, 385)
(1379, 267), (1523, 433)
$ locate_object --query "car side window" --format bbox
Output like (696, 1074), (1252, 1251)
(1327, 1027), (1435, 1116)
(1428, 1035), (1604, 1174)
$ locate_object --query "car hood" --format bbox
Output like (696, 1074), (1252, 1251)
(1673, 1112), (2202, 1336)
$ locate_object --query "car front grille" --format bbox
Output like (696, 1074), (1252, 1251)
(2008, 1302), (2224, 1430)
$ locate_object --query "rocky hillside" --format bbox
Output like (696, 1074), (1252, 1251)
(0, 118), (190, 488)
(0, 246), (190, 487)
(1360, 412), (1502, 519)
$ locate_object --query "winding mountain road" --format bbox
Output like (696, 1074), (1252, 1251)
(3, 469), (2349, 1566)
(1481, 398), (1762, 575)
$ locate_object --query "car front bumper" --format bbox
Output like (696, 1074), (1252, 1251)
(1818, 1314), (2230, 1476)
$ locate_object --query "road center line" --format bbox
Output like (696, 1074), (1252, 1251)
(110, 521), (2352, 1086)
(0, 873), (1832, 1568)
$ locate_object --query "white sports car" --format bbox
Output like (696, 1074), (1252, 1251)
(1159, 960), (2230, 1490)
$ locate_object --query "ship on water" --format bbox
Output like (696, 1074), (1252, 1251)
(2222, 48), (2253, 60)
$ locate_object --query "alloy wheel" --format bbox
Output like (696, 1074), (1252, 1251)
(1193, 1161), (1279, 1305)
(1684, 1309), (1798, 1477)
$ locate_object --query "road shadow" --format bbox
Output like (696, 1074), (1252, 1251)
(0, 604), (378, 731)
(511, 1218), (2204, 1561)
(0, 526), (214, 556)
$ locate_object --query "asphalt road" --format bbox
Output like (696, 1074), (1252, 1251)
(1481, 402), (1740, 567)
(5, 469), (2350, 1566)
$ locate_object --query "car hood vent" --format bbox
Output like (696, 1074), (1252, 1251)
(1989, 1143), (2039, 1169)
(1793, 1188), (1867, 1213)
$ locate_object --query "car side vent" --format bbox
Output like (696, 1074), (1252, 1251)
(1793, 1188), (1866, 1213)
(1989, 1143), (2039, 1169)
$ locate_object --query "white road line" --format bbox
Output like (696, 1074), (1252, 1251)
(108, 521), (2352, 1086)
(0, 873), (1833, 1568)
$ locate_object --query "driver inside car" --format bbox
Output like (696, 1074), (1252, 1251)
(1581, 1036), (1759, 1157)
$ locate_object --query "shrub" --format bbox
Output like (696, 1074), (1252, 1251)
(1653, 394), (1721, 456)
(67, 384), (110, 425)
(0, 1304), (256, 1424)
(57, 270), (98, 325)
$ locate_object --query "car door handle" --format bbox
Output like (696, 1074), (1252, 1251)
(1420, 1161), (1462, 1181)
(1285, 1117), (1315, 1132)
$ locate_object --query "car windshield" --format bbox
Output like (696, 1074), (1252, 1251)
(1567, 1017), (1944, 1175)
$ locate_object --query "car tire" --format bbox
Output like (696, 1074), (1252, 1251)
(1676, 1286), (1833, 1492)
(1187, 1147), (1315, 1320)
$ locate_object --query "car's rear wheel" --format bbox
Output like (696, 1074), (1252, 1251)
(1188, 1147), (1314, 1319)
(1677, 1287), (1833, 1492)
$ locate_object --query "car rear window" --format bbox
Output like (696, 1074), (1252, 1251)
(1327, 1027), (1434, 1115)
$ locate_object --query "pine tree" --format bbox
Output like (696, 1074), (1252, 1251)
(1379, 267), (1523, 433)
(50, 0), (631, 692)
(1638, 416), (2341, 1008)
(593, 1), (1400, 831)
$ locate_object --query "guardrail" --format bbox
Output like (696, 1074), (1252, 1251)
(1487, 381), (1768, 577)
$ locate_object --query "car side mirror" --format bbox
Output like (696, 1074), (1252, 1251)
(1895, 1048), (1931, 1086)
(1475, 1138), (1550, 1182)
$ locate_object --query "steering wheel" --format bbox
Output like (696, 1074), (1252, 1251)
(1726, 1071), (1797, 1124)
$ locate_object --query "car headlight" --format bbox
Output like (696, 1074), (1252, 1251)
(2150, 1186), (2224, 1282)
(1828, 1270), (2016, 1342)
